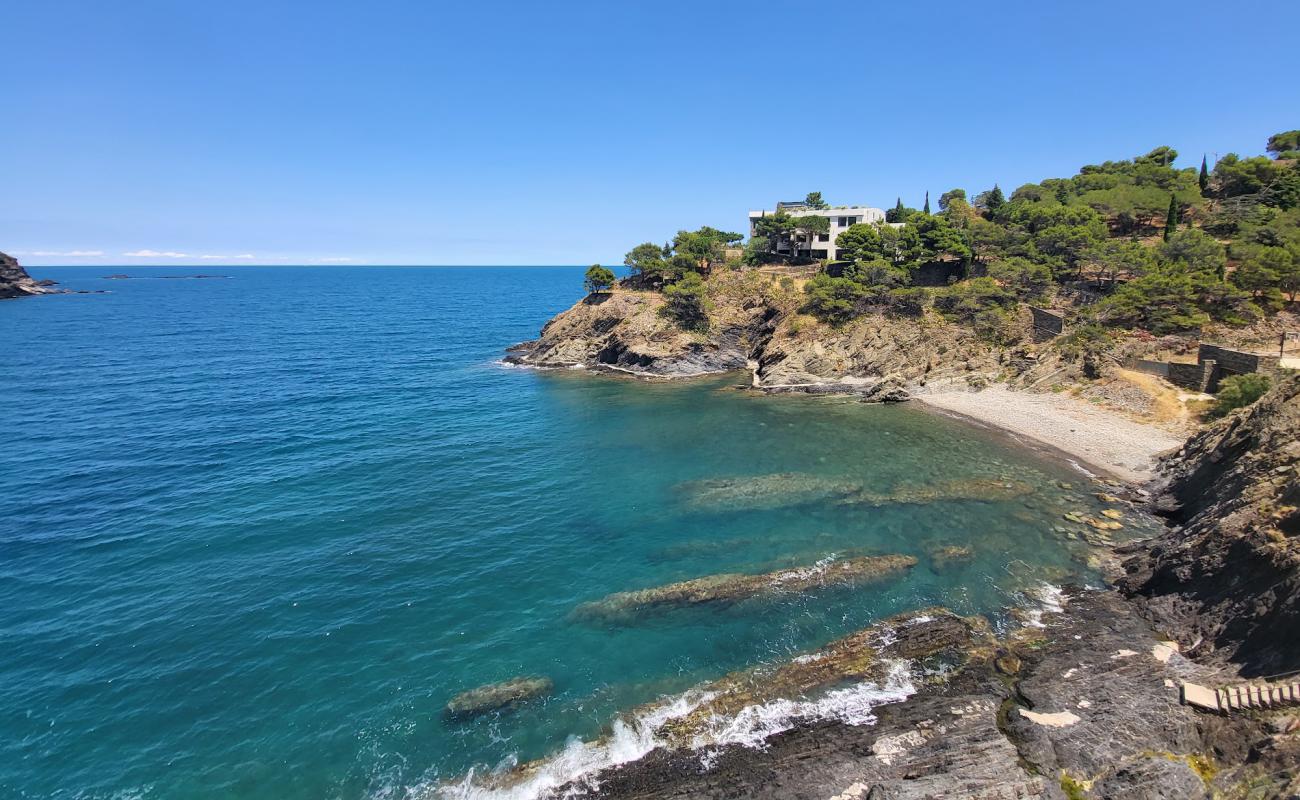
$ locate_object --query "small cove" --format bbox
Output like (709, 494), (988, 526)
(0, 267), (1160, 800)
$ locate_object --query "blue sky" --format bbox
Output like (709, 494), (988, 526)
(3, 0), (1296, 266)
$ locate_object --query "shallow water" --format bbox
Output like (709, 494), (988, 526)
(0, 267), (1151, 799)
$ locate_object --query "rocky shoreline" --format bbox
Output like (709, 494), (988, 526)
(504, 275), (1192, 482)
(491, 284), (1300, 799)
(493, 375), (1297, 800)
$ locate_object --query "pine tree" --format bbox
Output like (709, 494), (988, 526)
(986, 184), (1005, 210)
(1163, 194), (1179, 242)
(923, 191), (931, 215)
(1199, 155), (1209, 196)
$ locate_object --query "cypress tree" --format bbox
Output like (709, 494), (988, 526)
(923, 191), (931, 215)
(887, 197), (905, 223)
(1163, 194), (1179, 241)
(1198, 155), (1209, 196)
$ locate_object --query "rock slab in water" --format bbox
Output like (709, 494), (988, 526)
(444, 676), (554, 720)
(575, 554), (917, 621)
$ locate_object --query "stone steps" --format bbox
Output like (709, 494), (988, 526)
(1181, 679), (1300, 713)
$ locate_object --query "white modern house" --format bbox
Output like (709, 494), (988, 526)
(747, 201), (887, 261)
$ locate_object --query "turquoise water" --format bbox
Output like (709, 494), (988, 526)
(1, 267), (1134, 799)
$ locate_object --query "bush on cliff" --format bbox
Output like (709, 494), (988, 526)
(660, 271), (710, 331)
(802, 273), (864, 324)
(1210, 373), (1272, 417)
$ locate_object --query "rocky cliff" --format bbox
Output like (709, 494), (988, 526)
(1121, 374), (1300, 677)
(507, 270), (1075, 398)
(0, 251), (49, 298)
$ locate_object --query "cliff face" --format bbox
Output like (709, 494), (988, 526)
(0, 251), (47, 298)
(506, 288), (756, 377)
(508, 270), (1072, 395)
(1121, 374), (1300, 676)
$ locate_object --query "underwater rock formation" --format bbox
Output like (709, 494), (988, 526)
(676, 473), (863, 511)
(444, 676), (554, 720)
(843, 477), (1036, 507)
(574, 554), (917, 622)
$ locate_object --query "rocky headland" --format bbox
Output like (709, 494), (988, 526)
(495, 280), (1300, 798)
(0, 251), (52, 298)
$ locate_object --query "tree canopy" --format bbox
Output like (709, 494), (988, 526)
(584, 264), (616, 293)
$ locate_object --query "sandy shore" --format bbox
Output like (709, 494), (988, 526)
(916, 385), (1185, 484)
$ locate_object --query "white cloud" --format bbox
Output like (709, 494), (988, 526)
(24, 250), (105, 257)
(135, 252), (261, 261)
(316, 257), (354, 263)
(123, 249), (190, 258)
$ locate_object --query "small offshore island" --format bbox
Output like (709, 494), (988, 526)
(495, 134), (1300, 798)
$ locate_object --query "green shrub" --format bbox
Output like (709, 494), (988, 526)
(932, 277), (1017, 321)
(802, 273), (864, 324)
(885, 286), (929, 315)
(1210, 373), (1271, 417)
(1056, 324), (1114, 359)
(660, 271), (710, 330)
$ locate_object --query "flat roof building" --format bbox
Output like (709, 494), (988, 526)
(747, 203), (887, 261)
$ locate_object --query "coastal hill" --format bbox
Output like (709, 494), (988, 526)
(504, 135), (1300, 798)
(512, 132), (1300, 480)
(0, 251), (50, 298)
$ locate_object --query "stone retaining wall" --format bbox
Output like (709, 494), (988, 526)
(1029, 307), (1065, 343)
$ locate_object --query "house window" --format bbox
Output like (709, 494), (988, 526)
(837, 216), (850, 227)
(818, 233), (830, 242)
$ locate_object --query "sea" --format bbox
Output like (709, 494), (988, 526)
(0, 266), (1149, 799)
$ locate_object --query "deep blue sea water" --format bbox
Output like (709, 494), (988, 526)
(1, 267), (1141, 799)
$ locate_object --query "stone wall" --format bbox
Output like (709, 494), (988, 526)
(1198, 344), (1281, 378)
(1029, 307), (1065, 342)
(1125, 358), (1171, 379)
(1168, 360), (1215, 392)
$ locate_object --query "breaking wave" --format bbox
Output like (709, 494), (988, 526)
(431, 661), (915, 800)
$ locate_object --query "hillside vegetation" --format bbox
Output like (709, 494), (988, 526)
(610, 131), (1299, 352)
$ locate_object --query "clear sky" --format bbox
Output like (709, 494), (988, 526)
(3, 0), (1296, 267)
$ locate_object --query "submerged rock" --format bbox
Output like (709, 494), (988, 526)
(677, 472), (863, 511)
(574, 554), (917, 622)
(444, 676), (554, 720)
(927, 544), (974, 569)
(844, 478), (1036, 507)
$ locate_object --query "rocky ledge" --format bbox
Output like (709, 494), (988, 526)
(558, 590), (1296, 799)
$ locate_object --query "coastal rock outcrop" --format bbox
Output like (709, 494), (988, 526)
(550, 590), (1290, 800)
(0, 251), (49, 298)
(507, 270), (1076, 395)
(1121, 373), (1300, 676)
(573, 554), (917, 622)
(505, 287), (756, 377)
(444, 676), (554, 720)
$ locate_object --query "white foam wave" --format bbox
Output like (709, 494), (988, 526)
(772, 553), (837, 584)
(432, 660), (915, 800)
(689, 659), (914, 752)
(432, 689), (714, 800)
(1022, 583), (1066, 628)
